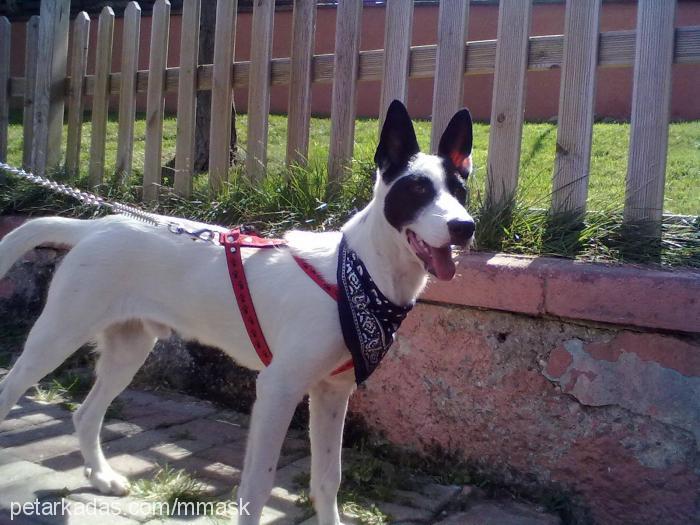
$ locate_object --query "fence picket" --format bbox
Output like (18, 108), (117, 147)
(22, 16), (39, 170)
(379, 0), (413, 131)
(115, 1), (141, 181)
(246, 0), (275, 180)
(32, 0), (70, 176)
(0, 17), (10, 163)
(328, 0), (363, 185)
(208, 0), (237, 194)
(551, 0), (601, 215)
(624, 0), (676, 229)
(286, 0), (316, 167)
(429, 0), (469, 151)
(174, 0), (200, 197)
(65, 12), (89, 177)
(143, 0), (171, 201)
(88, 7), (115, 187)
(486, 0), (532, 206)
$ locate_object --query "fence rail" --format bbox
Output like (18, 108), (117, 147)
(1, 0), (698, 234)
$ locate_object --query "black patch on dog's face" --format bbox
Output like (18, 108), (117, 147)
(442, 159), (468, 205)
(384, 173), (437, 231)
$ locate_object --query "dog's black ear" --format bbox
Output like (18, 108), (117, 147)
(438, 108), (473, 178)
(375, 100), (420, 182)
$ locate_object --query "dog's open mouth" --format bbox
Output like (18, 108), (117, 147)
(406, 229), (457, 281)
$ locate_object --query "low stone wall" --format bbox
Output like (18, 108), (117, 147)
(352, 254), (700, 525)
(1, 216), (698, 524)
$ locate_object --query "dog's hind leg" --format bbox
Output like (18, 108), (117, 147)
(308, 377), (355, 525)
(73, 320), (157, 495)
(0, 305), (98, 422)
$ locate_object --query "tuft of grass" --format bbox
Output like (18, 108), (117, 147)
(170, 429), (195, 441)
(131, 464), (211, 516)
(105, 398), (126, 420)
(292, 450), (402, 525)
(295, 486), (392, 525)
(33, 374), (86, 403)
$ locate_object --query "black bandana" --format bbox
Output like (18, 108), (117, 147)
(337, 236), (414, 384)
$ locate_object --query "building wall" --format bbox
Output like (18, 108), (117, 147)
(7, 2), (700, 121)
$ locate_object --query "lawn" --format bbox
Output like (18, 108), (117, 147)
(2, 113), (698, 266)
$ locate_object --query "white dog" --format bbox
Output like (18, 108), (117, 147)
(0, 101), (474, 525)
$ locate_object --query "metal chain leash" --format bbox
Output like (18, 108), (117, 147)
(0, 161), (218, 243)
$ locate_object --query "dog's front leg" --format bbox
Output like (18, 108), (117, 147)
(237, 365), (313, 524)
(309, 377), (355, 525)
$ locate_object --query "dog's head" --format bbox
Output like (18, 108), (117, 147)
(374, 100), (475, 281)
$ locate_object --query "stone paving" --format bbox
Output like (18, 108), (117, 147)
(0, 368), (561, 525)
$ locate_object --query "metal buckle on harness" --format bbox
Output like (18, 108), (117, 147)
(168, 222), (217, 243)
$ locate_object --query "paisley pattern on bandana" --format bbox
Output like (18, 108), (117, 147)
(337, 236), (414, 384)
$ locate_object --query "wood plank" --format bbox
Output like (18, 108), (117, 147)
(624, 0), (676, 228)
(551, 0), (601, 215)
(0, 17), (10, 163)
(674, 25), (700, 64)
(246, 0), (275, 180)
(31, 0), (70, 176)
(379, 0), (413, 131)
(429, 0), (469, 151)
(327, 0), (363, 186)
(65, 12), (89, 177)
(88, 7), (115, 187)
(9, 27), (700, 101)
(22, 16), (39, 170)
(486, 0), (532, 206)
(208, 0), (237, 194)
(142, 0), (171, 201)
(115, 1), (141, 181)
(174, 0), (200, 197)
(285, 0), (316, 166)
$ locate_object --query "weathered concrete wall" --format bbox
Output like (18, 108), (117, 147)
(1, 216), (698, 524)
(350, 303), (699, 524)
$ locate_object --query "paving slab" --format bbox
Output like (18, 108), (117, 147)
(0, 508), (47, 525)
(6, 396), (74, 418)
(40, 427), (172, 472)
(434, 500), (561, 525)
(67, 492), (159, 523)
(0, 459), (57, 490)
(0, 407), (72, 434)
(0, 468), (94, 508)
(33, 499), (142, 525)
(161, 417), (248, 448)
(0, 418), (73, 448)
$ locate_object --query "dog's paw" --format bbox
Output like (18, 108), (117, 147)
(85, 466), (131, 495)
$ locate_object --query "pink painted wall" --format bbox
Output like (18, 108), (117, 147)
(7, 2), (700, 121)
(349, 253), (700, 524)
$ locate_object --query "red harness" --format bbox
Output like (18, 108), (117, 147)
(219, 229), (354, 376)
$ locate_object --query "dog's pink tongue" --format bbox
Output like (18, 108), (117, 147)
(431, 245), (455, 280)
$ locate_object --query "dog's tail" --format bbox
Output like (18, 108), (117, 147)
(0, 217), (95, 279)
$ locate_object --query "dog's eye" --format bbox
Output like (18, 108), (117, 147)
(411, 182), (427, 194)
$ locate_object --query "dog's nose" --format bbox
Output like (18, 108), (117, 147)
(447, 219), (475, 245)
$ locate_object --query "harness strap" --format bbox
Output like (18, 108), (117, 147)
(220, 229), (352, 376)
(292, 256), (338, 301)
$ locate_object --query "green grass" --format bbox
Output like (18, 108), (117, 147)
(2, 112), (698, 267)
(130, 464), (213, 517)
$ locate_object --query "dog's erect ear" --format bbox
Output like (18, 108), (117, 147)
(374, 100), (420, 180)
(438, 108), (473, 178)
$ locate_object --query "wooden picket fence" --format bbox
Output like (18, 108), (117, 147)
(0, 0), (699, 232)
